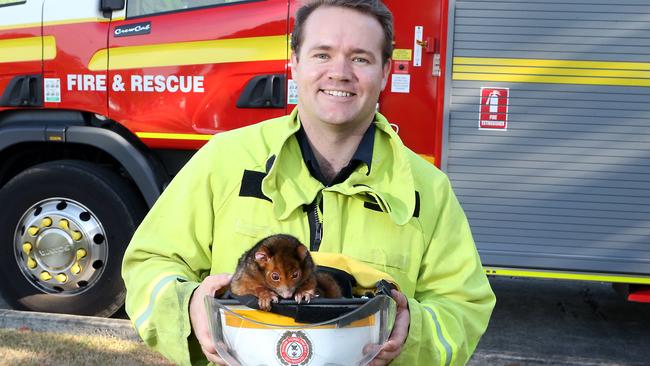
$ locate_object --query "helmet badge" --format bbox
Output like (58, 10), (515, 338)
(275, 330), (313, 366)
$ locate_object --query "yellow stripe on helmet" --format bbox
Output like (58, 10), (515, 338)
(225, 309), (376, 329)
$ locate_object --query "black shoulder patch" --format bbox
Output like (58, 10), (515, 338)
(265, 155), (276, 173)
(363, 201), (383, 212)
(239, 170), (271, 202)
(413, 191), (420, 218)
(362, 191), (420, 218)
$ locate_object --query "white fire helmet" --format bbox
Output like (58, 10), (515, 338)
(205, 293), (397, 366)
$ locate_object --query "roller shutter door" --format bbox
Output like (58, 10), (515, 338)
(445, 0), (650, 275)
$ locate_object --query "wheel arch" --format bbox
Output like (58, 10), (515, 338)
(0, 110), (166, 207)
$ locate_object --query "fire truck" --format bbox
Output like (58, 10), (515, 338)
(1, 0), (649, 316)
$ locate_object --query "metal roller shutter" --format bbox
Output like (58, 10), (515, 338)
(444, 0), (650, 275)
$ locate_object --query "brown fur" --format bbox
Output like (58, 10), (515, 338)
(230, 234), (341, 311)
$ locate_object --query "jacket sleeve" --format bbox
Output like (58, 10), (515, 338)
(121, 142), (224, 366)
(394, 175), (496, 366)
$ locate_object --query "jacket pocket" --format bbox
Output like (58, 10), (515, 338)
(346, 248), (408, 271)
(233, 219), (273, 238)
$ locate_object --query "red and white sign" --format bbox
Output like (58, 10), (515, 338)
(393, 61), (409, 74)
(479, 87), (509, 130)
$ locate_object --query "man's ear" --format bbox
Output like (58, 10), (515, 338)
(380, 58), (392, 91)
(290, 52), (299, 82)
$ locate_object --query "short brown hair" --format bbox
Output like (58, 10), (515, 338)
(290, 0), (394, 64)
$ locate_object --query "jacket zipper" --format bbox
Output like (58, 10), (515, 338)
(308, 192), (323, 251)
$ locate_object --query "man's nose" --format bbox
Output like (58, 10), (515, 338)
(327, 56), (352, 81)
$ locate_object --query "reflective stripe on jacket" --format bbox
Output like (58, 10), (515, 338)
(122, 108), (496, 365)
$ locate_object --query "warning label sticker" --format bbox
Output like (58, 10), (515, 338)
(44, 78), (61, 103)
(287, 79), (298, 105)
(391, 74), (410, 93)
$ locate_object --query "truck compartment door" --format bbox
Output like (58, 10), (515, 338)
(0, 0), (45, 108)
(106, 0), (290, 150)
(41, 0), (110, 116)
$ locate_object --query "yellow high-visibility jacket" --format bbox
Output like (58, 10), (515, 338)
(122, 108), (496, 366)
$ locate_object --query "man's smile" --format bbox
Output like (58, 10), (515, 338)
(320, 89), (356, 97)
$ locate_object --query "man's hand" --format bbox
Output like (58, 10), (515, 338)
(189, 273), (232, 365)
(368, 289), (410, 365)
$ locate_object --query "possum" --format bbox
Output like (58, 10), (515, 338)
(230, 234), (342, 311)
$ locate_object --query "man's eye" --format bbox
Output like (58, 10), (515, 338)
(353, 57), (369, 63)
(314, 53), (329, 60)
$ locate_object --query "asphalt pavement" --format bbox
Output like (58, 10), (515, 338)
(1, 276), (649, 365)
(470, 276), (649, 366)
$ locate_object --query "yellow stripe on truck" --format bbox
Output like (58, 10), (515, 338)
(136, 132), (213, 141)
(455, 57), (650, 70)
(453, 57), (650, 87)
(0, 36), (56, 63)
(0, 21), (40, 31)
(89, 35), (288, 71)
(485, 267), (650, 284)
(0, 18), (110, 31)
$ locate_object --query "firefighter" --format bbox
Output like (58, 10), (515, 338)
(122, 0), (496, 365)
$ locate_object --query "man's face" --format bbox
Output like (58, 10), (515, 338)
(291, 6), (391, 131)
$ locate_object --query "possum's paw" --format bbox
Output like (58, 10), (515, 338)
(257, 291), (279, 311)
(294, 288), (316, 304)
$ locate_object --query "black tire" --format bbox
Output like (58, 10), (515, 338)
(0, 160), (146, 317)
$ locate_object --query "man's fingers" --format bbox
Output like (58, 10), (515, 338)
(189, 273), (233, 365)
(201, 274), (233, 296)
(366, 340), (402, 365)
(367, 290), (410, 365)
(368, 357), (389, 366)
(363, 343), (382, 356)
(392, 288), (406, 302)
(364, 338), (402, 365)
(202, 346), (227, 365)
(380, 339), (401, 353)
(389, 289), (410, 343)
(377, 340), (403, 358)
(198, 334), (216, 353)
(392, 289), (408, 308)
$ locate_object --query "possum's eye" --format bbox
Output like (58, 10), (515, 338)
(271, 272), (280, 281)
(291, 271), (300, 279)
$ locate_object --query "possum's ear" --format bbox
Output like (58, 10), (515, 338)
(296, 244), (309, 261)
(255, 247), (270, 263)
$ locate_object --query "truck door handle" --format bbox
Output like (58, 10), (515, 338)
(0, 75), (43, 107)
(237, 74), (286, 108)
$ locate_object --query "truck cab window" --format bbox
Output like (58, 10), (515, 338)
(0, 0), (26, 7)
(127, 0), (247, 17)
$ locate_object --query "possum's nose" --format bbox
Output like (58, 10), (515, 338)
(278, 288), (294, 299)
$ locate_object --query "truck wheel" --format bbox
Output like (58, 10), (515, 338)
(0, 160), (146, 317)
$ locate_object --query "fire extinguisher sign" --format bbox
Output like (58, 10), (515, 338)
(479, 87), (509, 130)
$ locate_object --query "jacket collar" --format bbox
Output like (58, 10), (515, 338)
(295, 122), (375, 185)
(261, 108), (416, 226)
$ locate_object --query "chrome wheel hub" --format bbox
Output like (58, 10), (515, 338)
(14, 198), (108, 294)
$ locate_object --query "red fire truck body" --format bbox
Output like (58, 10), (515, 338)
(1, 0), (648, 316)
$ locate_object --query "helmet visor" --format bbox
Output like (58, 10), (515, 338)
(205, 295), (397, 366)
